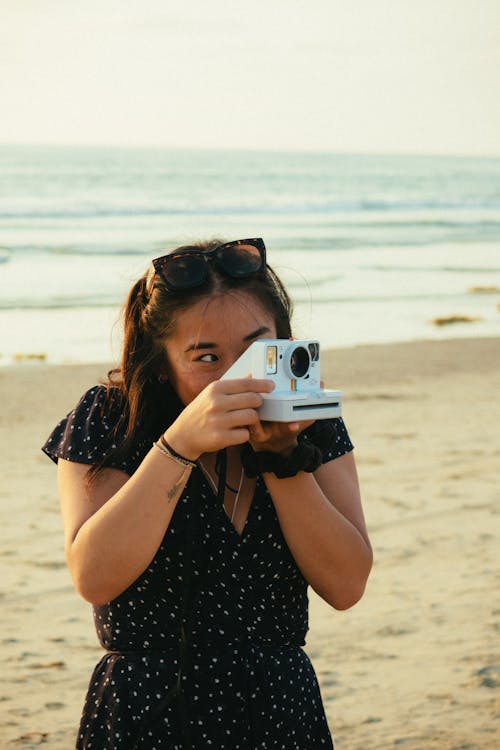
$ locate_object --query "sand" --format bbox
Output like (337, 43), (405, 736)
(1, 337), (499, 749)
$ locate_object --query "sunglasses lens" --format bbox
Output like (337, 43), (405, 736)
(217, 242), (263, 277)
(152, 239), (265, 291)
(161, 253), (207, 288)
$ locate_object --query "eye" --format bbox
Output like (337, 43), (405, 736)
(197, 353), (218, 363)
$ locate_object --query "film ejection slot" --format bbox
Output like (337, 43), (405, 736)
(222, 339), (343, 422)
(293, 400), (340, 412)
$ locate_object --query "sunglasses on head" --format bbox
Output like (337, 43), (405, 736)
(151, 238), (266, 291)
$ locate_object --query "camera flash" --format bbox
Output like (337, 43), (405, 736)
(266, 346), (277, 374)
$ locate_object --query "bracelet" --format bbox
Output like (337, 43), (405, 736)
(240, 437), (323, 479)
(154, 436), (197, 469)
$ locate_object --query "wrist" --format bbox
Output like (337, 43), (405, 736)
(163, 429), (200, 462)
(154, 436), (197, 469)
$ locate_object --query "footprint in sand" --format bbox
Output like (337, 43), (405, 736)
(476, 664), (500, 688)
(14, 732), (50, 745)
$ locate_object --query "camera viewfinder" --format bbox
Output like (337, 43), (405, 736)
(266, 345), (278, 374)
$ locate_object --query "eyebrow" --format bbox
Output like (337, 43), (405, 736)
(185, 326), (271, 352)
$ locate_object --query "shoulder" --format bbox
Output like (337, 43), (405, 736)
(73, 384), (125, 426)
(62, 384), (126, 437)
(42, 385), (127, 466)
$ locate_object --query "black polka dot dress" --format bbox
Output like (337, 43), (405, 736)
(43, 385), (354, 749)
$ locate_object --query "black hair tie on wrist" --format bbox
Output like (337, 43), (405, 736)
(241, 434), (323, 479)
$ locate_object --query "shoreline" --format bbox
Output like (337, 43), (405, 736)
(2, 332), (498, 377)
(2, 312), (499, 369)
(1, 336), (499, 748)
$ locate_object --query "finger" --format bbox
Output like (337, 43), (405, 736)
(224, 427), (251, 446)
(225, 408), (261, 429)
(223, 392), (265, 412)
(248, 421), (267, 442)
(218, 377), (275, 394)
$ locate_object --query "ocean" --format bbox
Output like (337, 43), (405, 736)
(1, 145), (499, 366)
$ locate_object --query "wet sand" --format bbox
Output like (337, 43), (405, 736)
(1, 337), (499, 748)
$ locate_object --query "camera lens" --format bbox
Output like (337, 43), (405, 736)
(289, 346), (310, 378)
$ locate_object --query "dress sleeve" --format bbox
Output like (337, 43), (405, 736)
(41, 385), (139, 475)
(303, 417), (354, 463)
(323, 417), (354, 461)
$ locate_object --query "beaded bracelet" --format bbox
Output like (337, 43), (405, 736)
(154, 436), (197, 469)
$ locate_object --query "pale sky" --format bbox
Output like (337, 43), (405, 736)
(1, 0), (499, 155)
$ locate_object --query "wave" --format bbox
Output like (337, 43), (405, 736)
(364, 264), (500, 274)
(0, 244), (153, 258)
(1, 289), (489, 312)
(0, 297), (122, 311)
(1, 200), (500, 221)
(3, 231), (500, 259)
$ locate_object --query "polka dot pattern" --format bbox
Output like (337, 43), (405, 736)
(43, 386), (354, 748)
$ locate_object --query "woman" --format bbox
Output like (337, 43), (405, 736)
(43, 237), (372, 749)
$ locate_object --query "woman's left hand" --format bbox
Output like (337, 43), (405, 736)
(247, 377), (324, 455)
(247, 418), (314, 456)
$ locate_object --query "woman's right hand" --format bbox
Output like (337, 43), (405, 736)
(164, 377), (275, 460)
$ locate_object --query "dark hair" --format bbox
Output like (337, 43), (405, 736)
(89, 239), (293, 481)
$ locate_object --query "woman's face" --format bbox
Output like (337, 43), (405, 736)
(164, 292), (277, 405)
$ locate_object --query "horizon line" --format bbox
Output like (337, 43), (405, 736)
(1, 141), (499, 160)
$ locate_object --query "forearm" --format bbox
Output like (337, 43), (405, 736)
(263, 471), (373, 610)
(67, 448), (191, 605)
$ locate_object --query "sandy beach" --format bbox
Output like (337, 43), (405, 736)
(1, 336), (499, 749)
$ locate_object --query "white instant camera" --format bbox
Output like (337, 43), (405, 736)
(222, 339), (342, 422)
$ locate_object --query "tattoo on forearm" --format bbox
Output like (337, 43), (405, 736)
(167, 479), (182, 502)
(166, 466), (192, 503)
(167, 471), (191, 503)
